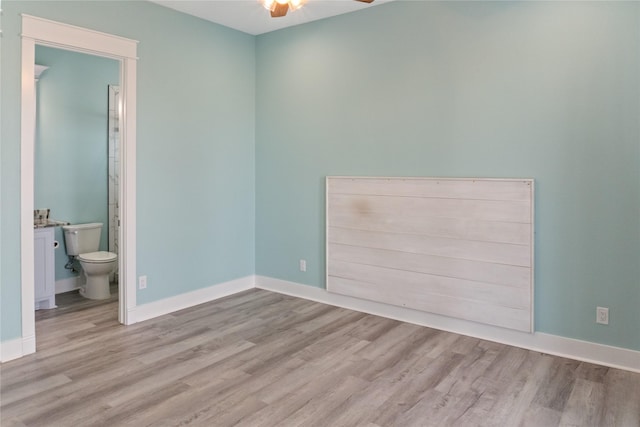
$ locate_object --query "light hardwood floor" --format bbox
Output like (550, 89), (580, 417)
(1, 289), (639, 426)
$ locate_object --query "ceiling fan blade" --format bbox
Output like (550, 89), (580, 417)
(355, 0), (374, 3)
(271, 2), (289, 17)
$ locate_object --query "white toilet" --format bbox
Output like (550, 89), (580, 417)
(62, 223), (117, 300)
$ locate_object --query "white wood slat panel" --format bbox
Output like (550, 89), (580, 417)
(329, 194), (531, 223)
(329, 227), (531, 267)
(326, 176), (534, 333)
(328, 244), (530, 288)
(329, 261), (530, 308)
(330, 177), (532, 201)
(329, 277), (531, 332)
(330, 211), (531, 245)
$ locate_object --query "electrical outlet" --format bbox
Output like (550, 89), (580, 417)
(138, 275), (147, 290)
(299, 259), (307, 272)
(596, 307), (609, 325)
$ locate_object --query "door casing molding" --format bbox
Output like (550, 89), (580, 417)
(20, 14), (138, 356)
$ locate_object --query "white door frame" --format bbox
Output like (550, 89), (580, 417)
(20, 15), (138, 355)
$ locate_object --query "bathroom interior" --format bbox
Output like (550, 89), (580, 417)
(33, 45), (121, 320)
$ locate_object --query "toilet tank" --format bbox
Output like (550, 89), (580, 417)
(62, 223), (103, 255)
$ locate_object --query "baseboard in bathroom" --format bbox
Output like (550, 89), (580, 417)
(55, 276), (79, 294)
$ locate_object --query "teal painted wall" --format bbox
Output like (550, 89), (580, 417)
(256, 2), (640, 350)
(1, 1), (256, 341)
(2, 1), (638, 353)
(35, 45), (119, 281)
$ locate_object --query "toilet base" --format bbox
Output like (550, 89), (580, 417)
(80, 273), (111, 300)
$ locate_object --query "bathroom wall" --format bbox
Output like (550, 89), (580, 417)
(1, 1), (256, 342)
(255, 1), (640, 351)
(34, 45), (119, 284)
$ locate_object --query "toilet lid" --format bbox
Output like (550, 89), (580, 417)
(78, 251), (117, 263)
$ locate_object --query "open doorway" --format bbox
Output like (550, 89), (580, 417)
(20, 15), (138, 355)
(33, 45), (120, 321)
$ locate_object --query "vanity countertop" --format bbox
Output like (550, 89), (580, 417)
(34, 219), (70, 229)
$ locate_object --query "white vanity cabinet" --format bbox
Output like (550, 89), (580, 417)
(34, 227), (56, 309)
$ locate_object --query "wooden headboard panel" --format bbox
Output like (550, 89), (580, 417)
(326, 177), (534, 332)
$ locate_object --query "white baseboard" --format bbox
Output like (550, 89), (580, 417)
(134, 275), (255, 323)
(5, 273), (638, 373)
(0, 334), (35, 363)
(255, 275), (640, 373)
(55, 276), (79, 294)
(0, 338), (23, 362)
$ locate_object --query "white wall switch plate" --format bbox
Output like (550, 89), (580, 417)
(596, 306), (609, 325)
(138, 275), (147, 290)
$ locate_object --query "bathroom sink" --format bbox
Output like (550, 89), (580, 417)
(33, 209), (69, 228)
(34, 219), (70, 228)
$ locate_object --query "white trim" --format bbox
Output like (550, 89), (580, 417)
(0, 336), (36, 363)
(20, 15), (138, 357)
(530, 181), (535, 333)
(133, 276), (255, 323)
(21, 36), (37, 353)
(0, 338), (24, 363)
(119, 54), (137, 326)
(21, 14), (138, 59)
(55, 277), (80, 294)
(255, 275), (640, 373)
(23, 335), (36, 357)
(328, 175), (535, 182)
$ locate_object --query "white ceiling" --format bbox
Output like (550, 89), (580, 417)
(149, 0), (393, 35)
